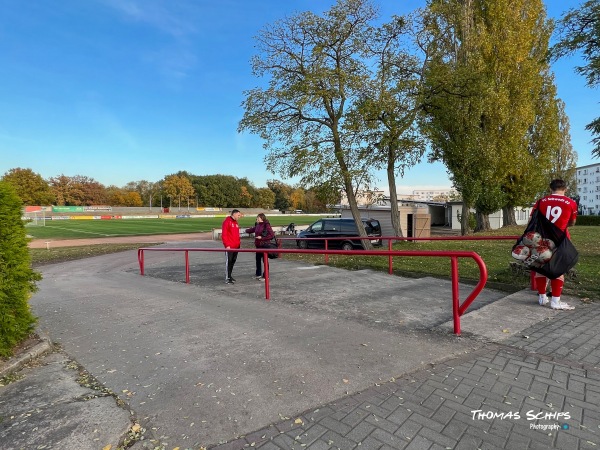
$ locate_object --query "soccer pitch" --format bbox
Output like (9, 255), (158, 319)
(25, 216), (322, 240)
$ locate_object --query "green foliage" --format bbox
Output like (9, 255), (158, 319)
(576, 215), (600, 226)
(0, 182), (39, 357)
(1, 168), (55, 206)
(239, 0), (380, 241)
(288, 225), (600, 301)
(423, 0), (559, 232)
(553, 0), (600, 157)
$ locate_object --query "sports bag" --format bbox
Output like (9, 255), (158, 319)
(266, 239), (281, 259)
(511, 209), (578, 279)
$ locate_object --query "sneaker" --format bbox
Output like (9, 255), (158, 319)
(538, 295), (549, 306)
(259, 277), (265, 281)
(230, 277), (236, 282)
(254, 276), (262, 280)
(225, 278), (234, 284)
(550, 301), (574, 310)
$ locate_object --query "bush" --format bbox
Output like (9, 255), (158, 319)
(576, 215), (600, 226)
(0, 181), (40, 357)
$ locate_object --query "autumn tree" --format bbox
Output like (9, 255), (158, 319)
(267, 180), (292, 211)
(239, 0), (380, 247)
(48, 175), (107, 206)
(163, 174), (195, 211)
(350, 14), (427, 236)
(255, 187), (276, 209)
(553, 0), (600, 157)
(1, 168), (55, 206)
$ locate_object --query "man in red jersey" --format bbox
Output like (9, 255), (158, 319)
(222, 209), (242, 284)
(531, 179), (577, 310)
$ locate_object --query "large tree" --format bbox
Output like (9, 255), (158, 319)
(48, 175), (107, 206)
(163, 174), (195, 211)
(351, 14), (427, 236)
(422, 0), (557, 233)
(1, 168), (55, 206)
(553, 0), (600, 157)
(239, 0), (380, 246)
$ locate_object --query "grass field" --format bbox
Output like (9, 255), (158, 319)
(286, 225), (600, 301)
(25, 215), (327, 240)
(27, 218), (599, 302)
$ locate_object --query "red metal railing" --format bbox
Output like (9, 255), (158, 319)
(137, 244), (490, 335)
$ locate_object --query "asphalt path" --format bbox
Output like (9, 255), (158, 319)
(30, 241), (503, 448)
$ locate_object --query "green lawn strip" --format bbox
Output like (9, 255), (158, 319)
(284, 225), (599, 301)
(29, 225), (598, 302)
(25, 215), (325, 240)
(30, 244), (159, 266)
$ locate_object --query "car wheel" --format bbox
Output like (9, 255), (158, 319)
(341, 242), (353, 251)
(297, 240), (308, 249)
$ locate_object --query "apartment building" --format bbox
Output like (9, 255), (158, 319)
(576, 162), (600, 215)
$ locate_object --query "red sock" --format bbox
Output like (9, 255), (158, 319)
(551, 278), (564, 297)
(536, 276), (548, 294)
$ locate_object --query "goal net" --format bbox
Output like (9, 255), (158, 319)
(24, 211), (46, 227)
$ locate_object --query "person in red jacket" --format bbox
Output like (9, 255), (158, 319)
(245, 213), (275, 281)
(531, 179), (577, 310)
(222, 209), (242, 284)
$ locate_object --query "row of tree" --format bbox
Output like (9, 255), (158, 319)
(238, 0), (589, 239)
(0, 168), (334, 213)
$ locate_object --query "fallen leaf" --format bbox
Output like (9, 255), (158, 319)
(102, 445), (112, 450)
(294, 418), (303, 425)
(131, 424), (141, 433)
(502, 329), (510, 333)
(343, 379), (349, 384)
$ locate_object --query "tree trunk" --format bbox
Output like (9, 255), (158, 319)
(387, 158), (403, 237)
(334, 140), (373, 250)
(502, 206), (517, 227)
(475, 212), (491, 232)
(460, 203), (471, 235)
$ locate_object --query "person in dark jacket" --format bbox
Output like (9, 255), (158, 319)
(245, 213), (275, 280)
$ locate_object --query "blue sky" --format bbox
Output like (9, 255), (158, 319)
(0, 0), (596, 194)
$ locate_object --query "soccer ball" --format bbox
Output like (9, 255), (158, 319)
(540, 238), (556, 251)
(535, 245), (553, 264)
(512, 244), (530, 261)
(522, 231), (542, 247)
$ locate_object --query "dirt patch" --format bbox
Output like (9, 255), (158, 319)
(28, 232), (214, 249)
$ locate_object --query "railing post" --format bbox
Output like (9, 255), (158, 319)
(138, 249), (145, 276)
(451, 256), (461, 336)
(263, 252), (270, 300)
(185, 250), (190, 284)
(388, 238), (393, 275)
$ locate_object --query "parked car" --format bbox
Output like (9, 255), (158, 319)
(296, 218), (382, 250)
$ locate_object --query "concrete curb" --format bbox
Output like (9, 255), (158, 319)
(0, 331), (53, 378)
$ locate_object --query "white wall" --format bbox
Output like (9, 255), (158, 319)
(448, 204), (533, 230)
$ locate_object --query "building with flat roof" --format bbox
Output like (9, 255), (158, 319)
(576, 162), (600, 215)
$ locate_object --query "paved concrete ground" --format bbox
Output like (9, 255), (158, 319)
(1, 241), (598, 449)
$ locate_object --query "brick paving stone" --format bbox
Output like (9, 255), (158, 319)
(319, 430), (357, 450)
(441, 419), (469, 441)
(405, 412), (444, 433)
(395, 419), (422, 441)
(342, 407), (372, 427)
(403, 435), (434, 450)
(365, 413), (401, 434)
(416, 426), (457, 448)
(357, 436), (386, 450)
(212, 303), (600, 450)
(345, 421), (376, 443)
